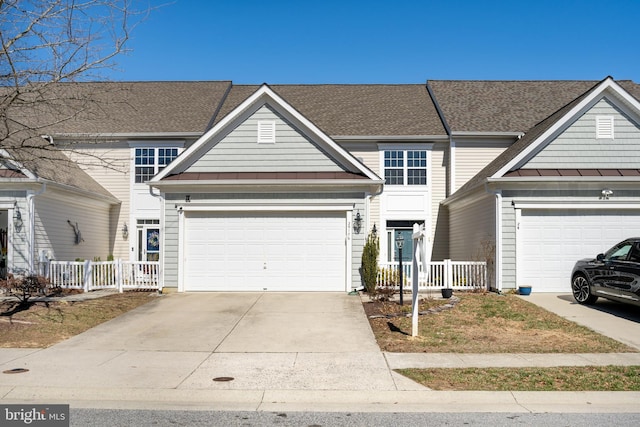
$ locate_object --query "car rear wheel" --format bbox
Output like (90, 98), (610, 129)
(572, 274), (598, 304)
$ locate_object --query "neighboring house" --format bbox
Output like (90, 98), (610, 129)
(2, 77), (639, 293)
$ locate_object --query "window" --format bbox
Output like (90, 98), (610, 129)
(386, 220), (424, 262)
(596, 116), (614, 139)
(384, 150), (427, 186)
(135, 148), (179, 183)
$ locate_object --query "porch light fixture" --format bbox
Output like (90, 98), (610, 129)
(122, 223), (129, 239)
(601, 189), (613, 200)
(372, 223), (377, 237)
(353, 211), (362, 234)
(14, 209), (22, 233)
(396, 232), (405, 306)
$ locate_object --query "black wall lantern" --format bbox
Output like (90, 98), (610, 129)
(122, 223), (129, 239)
(13, 209), (23, 233)
(353, 210), (362, 234)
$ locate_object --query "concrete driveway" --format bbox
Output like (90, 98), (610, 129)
(0, 292), (421, 393)
(520, 293), (640, 350)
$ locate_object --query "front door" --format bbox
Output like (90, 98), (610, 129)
(137, 220), (160, 261)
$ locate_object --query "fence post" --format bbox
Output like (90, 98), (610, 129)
(444, 259), (453, 289)
(117, 259), (123, 293)
(83, 260), (92, 292)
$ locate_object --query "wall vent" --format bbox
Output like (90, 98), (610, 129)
(257, 120), (276, 143)
(596, 116), (614, 139)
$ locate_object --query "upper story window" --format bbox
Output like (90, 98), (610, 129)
(384, 149), (428, 186)
(135, 147), (179, 183)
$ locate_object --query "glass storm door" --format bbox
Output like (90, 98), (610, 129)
(138, 226), (160, 261)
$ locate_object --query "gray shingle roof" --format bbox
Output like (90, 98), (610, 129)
(212, 84), (447, 136)
(427, 80), (613, 133)
(451, 78), (640, 195)
(2, 132), (116, 199)
(33, 81), (232, 135)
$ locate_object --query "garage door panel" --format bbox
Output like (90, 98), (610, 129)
(521, 209), (640, 292)
(184, 212), (346, 291)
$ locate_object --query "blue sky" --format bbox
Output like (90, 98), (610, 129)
(109, 0), (640, 84)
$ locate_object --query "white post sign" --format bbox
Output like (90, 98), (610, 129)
(411, 223), (431, 337)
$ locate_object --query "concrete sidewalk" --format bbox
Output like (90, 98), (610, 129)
(1, 291), (640, 412)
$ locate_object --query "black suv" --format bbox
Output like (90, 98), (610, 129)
(571, 238), (640, 307)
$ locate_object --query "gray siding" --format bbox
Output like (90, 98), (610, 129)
(500, 198), (516, 290)
(162, 192), (366, 291)
(188, 106), (344, 173)
(499, 188), (640, 290)
(525, 98), (640, 168)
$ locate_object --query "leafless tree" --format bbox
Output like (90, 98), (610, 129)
(0, 0), (150, 173)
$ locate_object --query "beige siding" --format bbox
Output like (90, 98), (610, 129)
(431, 143), (449, 259)
(69, 144), (130, 259)
(449, 192), (495, 262)
(34, 191), (110, 261)
(342, 143), (381, 234)
(454, 140), (511, 191)
(189, 106), (343, 173)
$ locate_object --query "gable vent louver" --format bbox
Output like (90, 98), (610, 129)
(257, 120), (276, 143)
(596, 116), (614, 139)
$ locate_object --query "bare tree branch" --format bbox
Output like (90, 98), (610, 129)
(0, 0), (153, 174)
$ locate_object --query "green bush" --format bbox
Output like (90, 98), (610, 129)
(361, 232), (379, 295)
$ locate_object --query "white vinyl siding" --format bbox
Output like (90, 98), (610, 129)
(34, 192), (111, 261)
(68, 144), (131, 259)
(188, 106), (343, 173)
(524, 98), (640, 169)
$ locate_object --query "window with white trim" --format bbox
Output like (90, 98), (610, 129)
(135, 147), (179, 183)
(384, 149), (427, 186)
(596, 116), (614, 139)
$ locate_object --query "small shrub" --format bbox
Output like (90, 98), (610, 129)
(361, 232), (379, 295)
(0, 274), (50, 304)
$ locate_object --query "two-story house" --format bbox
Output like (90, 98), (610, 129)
(2, 77), (639, 293)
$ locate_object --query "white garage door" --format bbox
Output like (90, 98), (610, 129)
(184, 211), (346, 291)
(520, 209), (640, 292)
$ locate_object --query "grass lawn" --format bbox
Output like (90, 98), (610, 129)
(364, 291), (640, 391)
(0, 291), (157, 348)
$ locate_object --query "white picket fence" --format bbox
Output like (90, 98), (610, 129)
(377, 259), (487, 291)
(47, 260), (161, 292)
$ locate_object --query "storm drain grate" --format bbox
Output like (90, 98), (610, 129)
(3, 368), (29, 374)
(212, 376), (234, 382)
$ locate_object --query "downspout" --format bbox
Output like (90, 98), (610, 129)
(27, 182), (47, 274)
(425, 81), (453, 196)
(485, 183), (502, 292)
